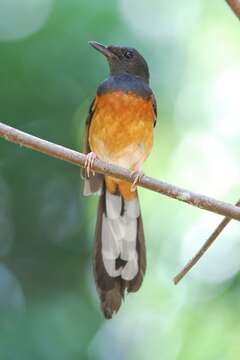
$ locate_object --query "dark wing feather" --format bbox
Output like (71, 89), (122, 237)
(151, 94), (157, 127)
(82, 97), (103, 195)
(82, 97), (96, 156)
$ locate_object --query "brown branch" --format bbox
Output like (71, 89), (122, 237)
(0, 121), (240, 221)
(173, 1), (240, 284)
(226, 0), (240, 18)
(173, 200), (240, 285)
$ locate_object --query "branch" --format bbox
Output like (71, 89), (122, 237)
(1, 121), (240, 221)
(226, 0), (240, 18)
(173, 200), (240, 285)
(173, 1), (240, 284)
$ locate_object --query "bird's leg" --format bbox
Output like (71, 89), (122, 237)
(84, 152), (97, 178)
(130, 163), (145, 192)
(130, 170), (144, 192)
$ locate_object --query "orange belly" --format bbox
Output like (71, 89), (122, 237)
(89, 91), (154, 170)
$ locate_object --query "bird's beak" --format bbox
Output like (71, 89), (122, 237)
(88, 41), (114, 58)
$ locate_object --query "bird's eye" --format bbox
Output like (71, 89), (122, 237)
(124, 50), (134, 59)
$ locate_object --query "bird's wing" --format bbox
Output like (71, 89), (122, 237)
(82, 97), (97, 155)
(82, 97), (104, 195)
(151, 94), (157, 128)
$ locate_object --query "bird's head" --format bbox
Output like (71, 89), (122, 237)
(89, 41), (149, 83)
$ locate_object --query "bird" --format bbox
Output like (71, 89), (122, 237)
(82, 41), (157, 319)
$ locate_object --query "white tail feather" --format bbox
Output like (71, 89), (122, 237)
(102, 257), (122, 277)
(102, 215), (122, 257)
(106, 192), (122, 219)
(101, 191), (140, 280)
(125, 199), (140, 218)
(121, 258), (138, 280)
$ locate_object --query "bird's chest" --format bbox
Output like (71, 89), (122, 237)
(89, 91), (154, 169)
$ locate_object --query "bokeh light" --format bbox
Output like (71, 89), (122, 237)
(0, 264), (25, 313)
(0, 0), (54, 41)
(119, 0), (201, 42)
(209, 66), (240, 141)
(180, 214), (240, 284)
(168, 131), (240, 197)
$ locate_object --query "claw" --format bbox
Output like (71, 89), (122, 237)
(84, 152), (97, 178)
(130, 170), (144, 192)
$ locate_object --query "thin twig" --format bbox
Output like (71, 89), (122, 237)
(226, 0), (240, 18)
(174, 0), (240, 285)
(0, 122), (240, 221)
(173, 200), (240, 285)
(172, 1), (240, 284)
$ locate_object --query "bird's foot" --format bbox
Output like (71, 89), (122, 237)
(84, 152), (97, 178)
(130, 169), (144, 192)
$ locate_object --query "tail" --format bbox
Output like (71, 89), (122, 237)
(93, 182), (146, 319)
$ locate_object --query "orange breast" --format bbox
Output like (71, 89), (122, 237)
(89, 91), (154, 170)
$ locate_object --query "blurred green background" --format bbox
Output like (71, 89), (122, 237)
(0, 0), (240, 359)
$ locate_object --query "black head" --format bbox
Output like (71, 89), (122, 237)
(89, 41), (149, 83)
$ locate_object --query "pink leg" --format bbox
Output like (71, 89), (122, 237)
(84, 152), (97, 178)
(130, 163), (145, 192)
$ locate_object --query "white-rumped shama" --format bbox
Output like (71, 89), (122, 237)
(82, 41), (157, 319)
